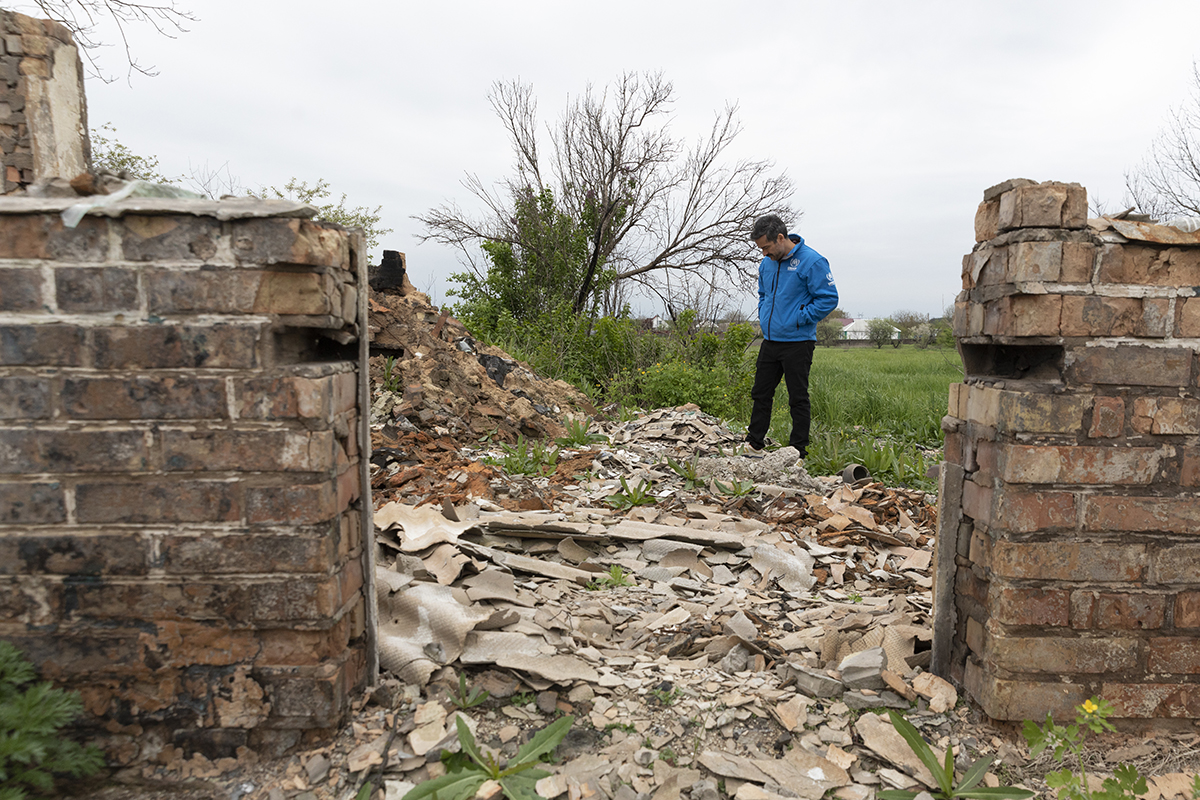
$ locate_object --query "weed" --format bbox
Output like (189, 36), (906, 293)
(848, 592), (863, 603)
(714, 478), (756, 497)
(604, 722), (636, 734)
(449, 672), (489, 710)
(509, 692), (535, 708)
(404, 715), (573, 800)
(556, 417), (608, 447)
(587, 564), (634, 590)
(665, 453), (703, 490)
(606, 476), (656, 510)
(484, 434), (560, 477)
(649, 686), (681, 706)
(381, 355), (403, 393)
(1024, 698), (1146, 800)
(659, 747), (678, 766)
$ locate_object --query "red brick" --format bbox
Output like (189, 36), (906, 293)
(1089, 396), (1124, 438)
(257, 617), (353, 666)
(1148, 638), (1200, 673)
(1153, 545), (1200, 583)
(333, 372), (357, 414)
(1007, 241), (1062, 282)
(968, 528), (991, 568)
(1175, 592), (1200, 628)
(0, 324), (84, 366)
(119, 215), (223, 262)
(1182, 450), (1200, 486)
(944, 431), (964, 466)
(161, 430), (334, 472)
(975, 199), (999, 243)
(997, 390), (1091, 435)
(955, 564), (990, 605)
(141, 621), (260, 667)
(983, 294), (1062, 337)
(75, 481), (241, 524)
(1082, 592), (1166, 630)
(1102, 683), (1200, 718)
(237, 374), (334, 420)
(0, 429), (149, 473)
(991, 584), (1069, 626)
(159, 532), (336, 575)
(246, 483), (337, 525)
(231, 219), (349, 268)
(93, 324), (262, 370)
(966, 616), (985, 655)
(0, 267), (44, 311)
(0, 214), (107, 261)
(0, 482), (65, 523)
(991, 540), (1146, 581)
(62, 376), (228, 420)
(993, 490), (1075, 532)
(255, 660), (352, 727)
(961, 478), (993, 524)
(974, 440), (1000, 479)
(1085, 495), (1200, 533)
(145, 268), (260, 313)
(998, 183), (1084, 230)
(1068, 346), (1192, 387)
(55, 267), (139, 312)
(336, 467), (360, 511)
(1060, 242), (1095, 282)
(1060, 296), (1144, 337)
(1000, 444), (1161, 485)
(2, 533), (147, 576)
(1131, 397), (1200, 435)
(1142, 298), (1172, 337)
(1177, 298), (1200, 337)
(965, 658), (1089, 722)
(985, 633), (1139, 673)
(0, 376), (51, 419)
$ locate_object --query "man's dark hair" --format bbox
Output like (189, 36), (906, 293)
(751, 214), (788, 241)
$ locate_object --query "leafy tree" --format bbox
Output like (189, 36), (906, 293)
(888, 310), (930, 340)
(27, 1), (195, 81)
(816, 317), (843, 346)
(417, 71), (797, 318)
(1126, 61), (1200, 219)
(253, 178), (393, 251)
(867, 318), (897, 349)
(89, 122), (179, 183)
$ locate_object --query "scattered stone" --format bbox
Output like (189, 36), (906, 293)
(839, 648), (887, 690)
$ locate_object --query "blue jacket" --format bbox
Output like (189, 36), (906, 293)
(757, 234), (838, 341)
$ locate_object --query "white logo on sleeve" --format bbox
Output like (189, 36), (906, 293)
(826, 272), (835, 285)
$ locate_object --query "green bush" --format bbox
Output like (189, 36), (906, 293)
(0, 642), (104, 799)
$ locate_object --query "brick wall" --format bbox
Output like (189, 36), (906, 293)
(934, 178), (1200, 721)
(0, 10), (89, 193)
(0, 196), (373, 761)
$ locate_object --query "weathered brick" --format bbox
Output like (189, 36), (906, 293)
(142, 621), (260, 667)
(975, 199), (999, 243)
(965, 616), (985, 655)
(237, 374), (334, 420)
(55, 267), (138, 312)
(1148, 638), (1200, 673)
(968, 247), (1007, 287)
(1070, 592), (1166, 630)
(1060, 242), (1095, 283)
(1000, 444), (1162, 485)
(0, 428), (149, 473)
(944, 431), (964, 466)
(1102, 683), (1200, 718)
(161, 430), (334, 472)
(1008, 241), (1062, 282)
(961, 478), (993, 524)
(1067, 346), (1192, 387)
(145, 268), (259, 313)
(93, 324), (261, 369)
(336, 466), (360, 512)
(968, 528), (991, 568)
(1142, 298), (1172, 337)
(983, 295), (1062, 337)
(1, 534), (147, 576)
(0, 376), (50, 418)
(0, 214), (106, 261)
(1182, 451), (1200, 487)
(253, 271), (332, 316)
(1060, 296), (1145, 338)
(985, 633), (1139, 673)
(75, 481), (240, 524)
(257, 616), (353, 667)
(159, 532), (336, 575)
(1153, 545), (1200, 583)
(1175, 592), (1200, 628)
(0, 266), (43, 310)
(1089, 396), (1124, 438)
(964, 385), (1000, 427)
(1131, 397), (1200, 434)
(955, 564), (990, 605)
(333, 372), (357, 415)
(231, 219), (348, 268)
(991, 584), (1069, 626)
(0, 324), (84, 365)
(119, 215), (223, 262)
(991, 540), (1146, 581)
(246, 483), (337, 525)
(1177, 297), (1200, 337)
(1085, 495), (1200, 533)
(947, 382), (967, 419)
(993, 490), (1075, 532)
(0, 481), (64, 523)
(965, 659), (1088, 722)
(996, 390), (1091, 434)
(998, 183), (1082, 230)
(256, 660), (353, 727)
(62, 375), (228, 420)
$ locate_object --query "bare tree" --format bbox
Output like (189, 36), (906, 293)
(1126, 62), (1200, 220)
(416, 72), (797, 317)
(889, 310), (930, 339)
(21, 1), (195, 80)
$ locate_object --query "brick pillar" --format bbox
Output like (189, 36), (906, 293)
(936, 179), (1200, 721)
(0, 10), (90, 193)
(0, 197), (372, 760)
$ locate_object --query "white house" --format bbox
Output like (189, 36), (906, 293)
(841, 318), (900, 340)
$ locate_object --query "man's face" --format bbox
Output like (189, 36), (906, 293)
(754, 233), (792, 262)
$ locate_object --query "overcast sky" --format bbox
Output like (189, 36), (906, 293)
(29, 0), (1200, 319)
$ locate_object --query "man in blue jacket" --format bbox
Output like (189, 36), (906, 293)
(745, 214), (838, 457)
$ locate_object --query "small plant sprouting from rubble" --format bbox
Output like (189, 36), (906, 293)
(449, 673), (489, 711)
(606, 477), (656, 510)
(714, 478), (756, 498)
(587, 565), (634, 590)
(381, 356), (403, 393)
(403, 715), (574, 800)
(485, 434), (560, 477)
(649, 685), (681, 706)
(1024, 697), (1146, 800)
(555, 417), (608, 447)
(665, 453), (703, 490)
(879, 709), (1033, 800)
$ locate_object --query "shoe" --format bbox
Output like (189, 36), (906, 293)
(744, 437), (765, 451)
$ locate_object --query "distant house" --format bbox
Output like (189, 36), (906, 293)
(841, 318), (900, 340)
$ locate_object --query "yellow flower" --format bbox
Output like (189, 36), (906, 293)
(1082, 699), (1098, 714)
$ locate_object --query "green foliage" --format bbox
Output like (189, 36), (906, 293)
(484, 434), (560, 477)
(649, 686), (680, 706)
(867, 318), (898, 349)
(254, 178), (393, 251)
(605, 477), (656, 510)
(89, 122), (179, 183)
(816, 316), (844, 346)
(381, 356), (403, 394)
(449, 673), (489, 711)
(878, 710), (1033, 800)
(0, 641), (105, 799)
(1024, 698), (1145, 800)
(404, 715), (574, 800)
(509, 693), (535, 708)
(556, 417), (608, 448)
(805, 428), (936, 490)
(587, 565), (634, 590)
(714, 479), (756, 498)
(665, 454), (703, 490)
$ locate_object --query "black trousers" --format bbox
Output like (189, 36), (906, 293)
(747, 339), (815, 455)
